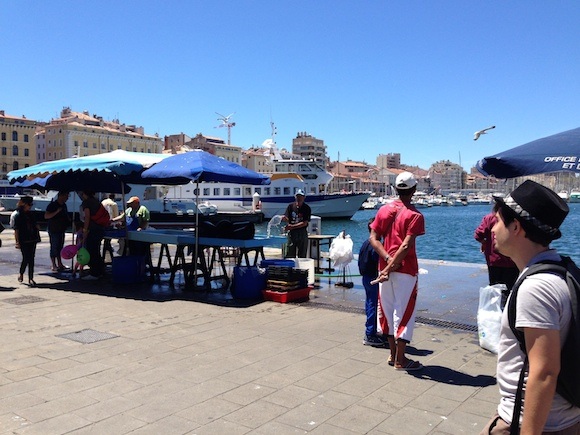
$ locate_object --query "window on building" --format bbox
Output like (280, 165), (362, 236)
(12, 145), (18, 156)
(1, 132), (5, 141)
(223, 188), (230, 196)
(12, 131), (18, 141)
(83, 141), (88, 148)
(74, 140), (78, 149)
(1, 147), (6, 155)
(12, 161), (19, 170)
(2, 163), (7, 172)
(24, 149), (29, 157)
(213, 188), (220, 195)
(92, 142), (96, 149)
(101, 143), (106, 150)
(24, 134), (29, 142)
(234, 187), (241, 196)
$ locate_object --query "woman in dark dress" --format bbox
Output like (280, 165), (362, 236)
(13, 196), (41, 286)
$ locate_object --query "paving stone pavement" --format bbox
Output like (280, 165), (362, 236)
(0, 230), (499, 434)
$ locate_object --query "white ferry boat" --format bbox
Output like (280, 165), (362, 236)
(160, 163), (368, 219)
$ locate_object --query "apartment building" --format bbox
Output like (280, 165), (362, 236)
(38, 107), (163, 163)
(292, 132), (327, 166)
(184, 133), (242, 164)
(164, 133), (192, 154)
(428, 160), (465, 193)
(377, 153), (401, 169)
(0, 110), (39, 179)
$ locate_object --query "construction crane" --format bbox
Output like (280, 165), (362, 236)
(215, 112), (236, 145)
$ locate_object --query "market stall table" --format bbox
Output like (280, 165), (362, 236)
(127, 230), (286, 289)
(308, 234), (335, 274)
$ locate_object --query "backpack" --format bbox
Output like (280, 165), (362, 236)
(90, 204), (110, 227)
(507, 255), (580, 433)
(358, 239), (378, 276)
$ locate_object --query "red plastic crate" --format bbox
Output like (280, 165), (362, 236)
(263, 287), (311, 303)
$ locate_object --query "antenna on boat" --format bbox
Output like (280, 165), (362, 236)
(262, 120), (282, 161)
(215, 112), (236, 144)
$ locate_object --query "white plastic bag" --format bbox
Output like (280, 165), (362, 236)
(477, 284), (505, 354)
(329, 231), (353, 267)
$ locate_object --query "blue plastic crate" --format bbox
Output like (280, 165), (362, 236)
(112, 255), (146, 284)
(260, 259), (295, 268)
(231, 266), (266, 299)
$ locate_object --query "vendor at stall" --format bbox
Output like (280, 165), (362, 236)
(113, 196), (149, 231)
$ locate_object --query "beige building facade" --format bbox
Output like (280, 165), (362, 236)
(39, 107), (162, 163)
(183, 134), (242, 164)
(0, 110), (39, 178)
(377, 153), (401, 169)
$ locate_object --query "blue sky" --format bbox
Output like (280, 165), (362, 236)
(2, 1), (580, 171)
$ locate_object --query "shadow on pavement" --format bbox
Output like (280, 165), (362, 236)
(32, 271), (265, 309)
(410, 365), (497, 387)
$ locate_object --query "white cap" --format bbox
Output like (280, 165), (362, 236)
(295, 189), (305, 196)
(395, 172), (417, 189)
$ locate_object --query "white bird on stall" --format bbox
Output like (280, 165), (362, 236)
(474, 125), (496, 141)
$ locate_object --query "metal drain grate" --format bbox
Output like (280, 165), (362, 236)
(57, 329), (119, 344)
(3, 295), (47, 305)
(415, 316), (478, 332)
(301, 301), (477, 332)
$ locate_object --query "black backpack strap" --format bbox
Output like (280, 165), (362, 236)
(510, 355), (528, 435)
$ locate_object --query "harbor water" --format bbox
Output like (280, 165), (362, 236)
(257, 203), (580, 264)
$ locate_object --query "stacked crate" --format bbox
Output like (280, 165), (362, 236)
(261, 261), (312, 302)
(266, 266), (309, 291)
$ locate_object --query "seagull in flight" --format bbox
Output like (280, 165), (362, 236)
(474, 125), (495, 141)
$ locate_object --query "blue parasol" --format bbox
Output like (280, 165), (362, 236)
(140, 149), (271, 185)
(476, 127), (580, 179)
(141, 149), (270, 289)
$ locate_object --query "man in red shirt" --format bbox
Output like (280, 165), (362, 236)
(370, 172), (425, 371)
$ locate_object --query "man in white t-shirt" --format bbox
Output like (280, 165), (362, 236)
(481, 181), (580, 434)
(101, 193), (119, 219)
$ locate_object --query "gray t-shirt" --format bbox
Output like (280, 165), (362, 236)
(496, 250), (580, 430)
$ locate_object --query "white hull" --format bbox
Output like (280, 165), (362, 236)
(259, 192), (368, 219)
(569, 192), (580, 203)
(176, 188), (368, 219)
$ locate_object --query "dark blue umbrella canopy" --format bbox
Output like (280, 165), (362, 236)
(476, 127), (580, 179)
(141, 149), (271, 185)
(14, 171), (132, 193)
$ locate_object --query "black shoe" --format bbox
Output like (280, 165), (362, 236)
(363, 335), (387, 348)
